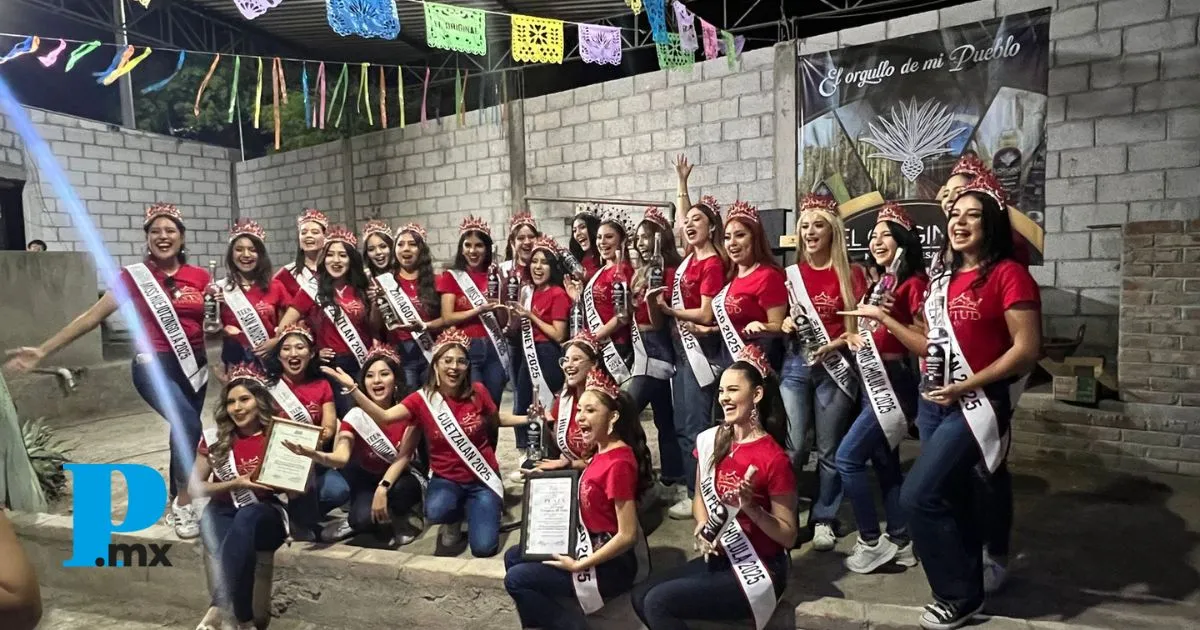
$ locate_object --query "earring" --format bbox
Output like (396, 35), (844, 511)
(750, 406), (760, 427)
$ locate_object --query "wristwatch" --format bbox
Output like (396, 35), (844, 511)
(378, 480), (391, 489)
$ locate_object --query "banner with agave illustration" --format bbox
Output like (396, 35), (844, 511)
(797, 9), (1050, 265)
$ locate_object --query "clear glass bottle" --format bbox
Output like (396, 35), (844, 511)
(203, 260), (222, 334)
(526, 383), (544, 463)
(366, 265), (401, 331)
(647, 232), (664, 292)
(922, 295), (950, 394)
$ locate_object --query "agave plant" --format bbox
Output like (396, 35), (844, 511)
(21, 417), (72, 502)
(859, 98), (967, 182)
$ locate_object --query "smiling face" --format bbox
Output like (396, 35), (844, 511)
(512, 225), (537, 264)
(395, 232), (421, 269)
(435, 346), (468, 391)
(298, 221), (326, 255)
(799, 213), (833, 258)
(225, 384), (262, 432)
(636, 223), (656, 258)
(717, 367), (762, 427)
(279, 335), (313, 378)
(937, 173), (974, 215)
(947, 193), (985, 255)
(684, 207), (713, 248)
(572, 218), (591, 250)
(230, 236), (260, 275)
(561, 344), (596, 390)
(597, 224), (623, 262)
(365, 234), (392, 271)
(530, 250), (552, 286)
(576, 390), (617, 447)
(724, 219), (755, 266)
(145, 217), (183, 263)
(363, 359), (396, 406)
(461, 233), (487, 269)
(869, 221), (898, 268)
(323, 242), (350, 280)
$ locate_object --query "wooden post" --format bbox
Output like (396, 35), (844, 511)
(0, 370), (46, 512)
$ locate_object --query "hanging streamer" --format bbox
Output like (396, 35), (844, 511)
(141, 51), (186, 94)
(511, 15), (565, 64)
(398, 67), (405, 129)
(332, 63), (350, 127)
(656, 33), (694, 72)
(37, 39), (67, 68)
(645, 0), (669, 45)
(227, 56), (242, 123)
(93, 46), (130, 79)
(379, 64), (387, 129)
(673, 2), (699, 53)
(317, 62), (327, 129)
(0, 37), (40, 65)
(721, 30), (744, 69)
(420, 66), (429, 123)
(254, 57), (264, 128)
(102, 47), (152, 86)
(272, 57), (284, 150)
(701, 19), (719, 61)
(194, 54), (221, 117)
(357, 62), (373, 126)
(302, 62), (311, 129)
(64, 40), (101, 72)
(454, 69), (462, 127)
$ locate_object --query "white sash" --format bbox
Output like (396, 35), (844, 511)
(711, 284), (746, 360)
(925, 274), (1008, 473)
(268, 378), (314, 425)
(417, 389), (504, 498)
(322, 299), (369, 367)
(126, 263), (208, 393)
(851, 326), (908, 449)
(630, 321), (675, 381)
(449, 270), (513, 381)
(696, 428), (776, 630)
(572, 508), (605, 614)
(343, 408), (399, 463)
(203, 428), (258, 508)
(520, 288), (554, 408)
(377, 273), (434, 363)
(555, 394), (579, 461)
(582, 269), (631, 382)
(282, 262), (318, 299)
(221, 282), (271, 349)
(673, 255), (715, 387)
(784, 265), (856, 399)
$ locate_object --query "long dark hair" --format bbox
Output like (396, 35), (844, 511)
(637, 220), (684, 268)
(144, 216), (188, 265)
(358, 355), (405, 405)
(363, 232), (398, 276)
(876, 220), (927, 285)
(404, 234), (442, 319)
(453, 230), (495, 271)
(937, 191), (1013, 291)
(504, 224), (541, 262)
(686, 202), (729, 267)
(570, 214), (601, 269)
(710, 362), (788, 469)
(590, 389), (654, 498)
(424, 343), (472, 400)
(293, 220), (326, 272)
(317, 242), (371, 324)
(723, 217), (781, 281)
(531, 248), (565, 289)
(223, 235), (273, 292)
(212, 378), (274, 461)
(264, 331), (321, 384)
(598, 218), (628, 265)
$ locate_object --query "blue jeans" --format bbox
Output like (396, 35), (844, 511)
(504, 544), (638, 629)
(325, 354), (361, 418)
(627, 328), (683, 483)
(513, 340), (565, 450)
(397, 339), (430, 393)
(341, 465), (424, 535)
(469, 337), (508, 411)
(631, 553), (789, 630)
(425, 475), (502, 557)
(835, 360), (918, 543)
(201, 501), (285, 623)
(131, 351), (208, 499)
(901, 385), (1012, 611)
(286, 467), (350, 535)
(779, 349), (860, 524)
(671, 335), (720, 495)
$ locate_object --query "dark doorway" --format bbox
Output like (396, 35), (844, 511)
(0, 178), (26, 250)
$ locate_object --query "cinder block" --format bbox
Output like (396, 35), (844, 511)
(1167, 167), (1200, 197)
(1067, 86), (1134, 118)
(1045, 232), (1092, 260)
(839, 22), (887, 47)
(798, 32), (838, 55)
(618, 94), (650, 117)
(634, 71), (667, 93)
(1058, 259), (1122, 287)
(1173, 0), (1200, 16)
(740, 137), (773, 160)
(1046, 176), (1097, 204)
(1095, 113), (1167, 145)
(1129, 199), (1200, 220)
(1048, 121), (1096, 150)
(1097, 172), (1165, 202)
(602, 77), (634, 100)
(1051, 5), (1099, 38)
(1162, 47), (1200, 79)
(1041, 286), (1081, 315)
(650, 87), (685, 111)
(1090, 53), (1159, 89)
(1049, 65), (1091, 95)
(1124, 18), (1197, 54)
(1100, 0), (1169, 28)
(1063, 203), (1129, 231)
(1129, 140), (1200, 171)
(634, 110), (666, 134)
(684, 79), (723, 104)
(701, 99), (739, 123)
(722, 118), (760, 141)
(1090, 231), (1124, 260)
(1055, 30), (1123, 65)
(939, 0), (996, 28)
(588, 100), (619, 121)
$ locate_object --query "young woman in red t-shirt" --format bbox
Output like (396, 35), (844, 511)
(632, 346), (797, 629)
(6, 203), (212, 539)
(271, 208), (327, 302)
(270, 226), (374, 417)
(570, 206), (602, 282)
(938, 153), (1032, 266)
(188, 372), (286, 630)
(324, 329), (504, 558)
(504, 367), (653, 628)
(437, 215), (509, 410)
(899, 175), (1041, 630)
(571, 210), (635, 364)
(834, 202), (928, 574)
(779, 193), (868, 552)
(390, 222), (444, 391)
(214, 219), (284, 371)
(286, 345), (426, 547)
(713, 201), (788, 366)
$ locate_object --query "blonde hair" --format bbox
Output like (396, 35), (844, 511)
(797, 207), (859, 335)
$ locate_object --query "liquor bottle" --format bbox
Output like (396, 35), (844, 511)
(864, 247), (904, 331)
(647, 233), (664, 292)
(365, 265), (401, 331)
(560, 249), (586, 280)
(922, 295), (950, 394)
(784, 280), (821, 363)
(1021, 142), (1047, 226)
(203, 260), (222, 334)
(505, 262), (521, 304)
(612, 259), (629, 319)
(569, 299), (586, 338)
(992, 100), (1023, 203)
(526, 383), (545, 463)
(487, 262), (501, 301)
(700, 465), (757, 545)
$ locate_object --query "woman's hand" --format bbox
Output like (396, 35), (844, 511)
(846, 332), (866, 352)
(222, 325), (241, 337)
(234, 475), (273, 492)
(320, 365), (356, 389)
(371, 487), (390, 524)
(529, 457), (570, 473)
(3, 347), (45, 373)
(397, 319), (427, 332)
(742, 321), (768, 337)
(923, 381), (968, 406)
(655, 293), (675, 317)
(693, 521), (718, 558)
(780, 316), (795, 335)
(673, 154), (694, 183)
(253, 336), (279, 359)
(509, 302), (531, 319)
(809, 342), (837, 365)
(721, 477), (756, 511)
(366, 285), (380, 302)
(684, 322), (715, 337)
(838, 302), (889, 324)
(283, 440), (322, 462)
(544, 554), (583, 572)
(565, 279), (582, 301)
(318, 348), (337, 363)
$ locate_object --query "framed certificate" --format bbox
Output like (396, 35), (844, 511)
(519, 470), (580, 561)
(253, 418), (322, 493)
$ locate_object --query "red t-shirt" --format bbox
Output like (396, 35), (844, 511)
(796, 263), (868, 339)
(402, 382), (499, 484)
(387, 273), (433, 344)
(198, 431), (272, 502)
(278, 376), (333, 426)
(678, 254), (726, 310)
(581, 255), (601, 282)
(719, 265), (788, 334)
(220, 282), (287, 348)
(549, 395), (589, 460)
(872, 274), (929, 356)
(635, 267), (677, 326)
(710, 435), (795, 559)
(588, 262), (635, 345)
(579, 445), (638, 534)
(527, 284), (571, 342)
(118, 263), (208, 353)
(289, 287), (372, 357)
(946, 259), (1040, 373)
(339, 416), (413, 475)
(436, 269), (488, 339)
(272, 267), (300, 302)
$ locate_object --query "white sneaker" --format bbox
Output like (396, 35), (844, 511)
(892, 537), (918, 567)
(667, 497), (693, 520)
(844, 536), (898, 574)
(172, 499), (200, 539)
(812, 522), (836, 551)
(982, 552), (1007, 594)
(320, 518), (355, 542)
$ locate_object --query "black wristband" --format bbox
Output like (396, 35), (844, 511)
(378, 479), (391, 489)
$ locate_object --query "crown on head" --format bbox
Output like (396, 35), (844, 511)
(699, 195), (721, 212)
(599, 206), (628, 233)
(725, 200), (760, 225)
(510, 211), (537, 232)
(229, 218), (266, 244)
(800, 193), (839, 216)
(324, 225), (358, 249)
(364, 341), (402, 366)
(950, 153), (988, 179)
(395, 222), (427, 242)
(276, 321), (314, 344)
(953, 170), (1009, 212)
(530, 235), (561, 258)
(563, 329), (599, 354)
(584, 366), (621, 401)
(226, 362), (267, 387)
(361, 220), (392, 243)
(574, 203), (598, 219)
(736, 344), (772, 378)
(459, 215), (491, 237)
(642, 206), (671, 230)
(144, 202), (182, 228)
(876, 201), (915, 232)
(297, 208), (329, 230)
(433, 328), (471, 354)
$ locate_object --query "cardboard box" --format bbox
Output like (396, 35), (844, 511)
(1041, 356), (1112, 405)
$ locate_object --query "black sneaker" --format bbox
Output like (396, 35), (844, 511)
(919, 600), (983, 630)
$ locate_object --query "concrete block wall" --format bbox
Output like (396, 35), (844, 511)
(0, 111), (23, 179)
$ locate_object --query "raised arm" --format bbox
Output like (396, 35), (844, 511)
(5, 291), (118, 372)
(672, 154), (693, 246)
